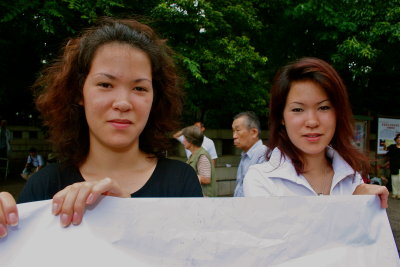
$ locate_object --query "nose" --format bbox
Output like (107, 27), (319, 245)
(112, 99), (132, 112)
(305, 111), (319, 128)
(233, 131), (237, 139)
(112, 89), (132, 112)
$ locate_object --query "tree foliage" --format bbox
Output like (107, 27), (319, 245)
(0, 0), (123, 124)
(255, 0), (400, 116)
(0, 0), (399, 127)
(151, 0), (268, 127)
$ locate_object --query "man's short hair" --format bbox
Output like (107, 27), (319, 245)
(194, 121), (204, 128)
(182, 125), (204, 147)
(233, 111), (262, 139)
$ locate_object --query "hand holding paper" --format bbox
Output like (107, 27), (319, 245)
(52, 177), (131, 227)
(353, 183), (389, 208)
(0, 192), (18, 238)
(1, 196), (399, 267)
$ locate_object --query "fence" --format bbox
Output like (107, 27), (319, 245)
(6, 126), (269, 196)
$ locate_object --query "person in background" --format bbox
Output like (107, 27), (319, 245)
(232, 111), (267, 197)
(0, 120), (12, 159)
(182, 125), (217, 197)
(385, 133), (400, 199)
(46, 152), (58, 164)
(0, 17), (203, 239)
(173, 121), (218, 166)
(243, 57), (388, 209)
(20, 147), (45, 180)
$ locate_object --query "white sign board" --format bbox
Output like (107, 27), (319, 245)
(377, 118), (400, 154)
(1, 196), (399, 266)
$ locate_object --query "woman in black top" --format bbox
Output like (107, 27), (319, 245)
(0, 18), (202, 238)
(18, 158), (202, 202)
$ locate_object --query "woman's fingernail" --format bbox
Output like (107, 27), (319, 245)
(0, 224), (7, 238)
(72, 212), (80, 225)
(8, 212), (18, 226)
(52, 203), (59, 214)
(86, 193), (94, 204)
(60, 213), (70, 227)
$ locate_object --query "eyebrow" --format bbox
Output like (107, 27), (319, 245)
(94, 72), (152, 83)
(290, 99), (330, 105)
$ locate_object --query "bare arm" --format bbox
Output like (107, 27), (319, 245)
(198, 175), (211, 184)
(172, 130), (183, 140)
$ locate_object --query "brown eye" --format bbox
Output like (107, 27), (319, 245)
(133, 86), (146, 91)
(319, 105), (331, 111)
(98, 82), (112, 88)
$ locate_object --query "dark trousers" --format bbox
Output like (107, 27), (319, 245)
(0, 147), (7, 169)
(0, 147), (7, 158)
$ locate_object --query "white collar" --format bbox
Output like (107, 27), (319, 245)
(265, 147), (355, 186)
(241, 139), (264, 159)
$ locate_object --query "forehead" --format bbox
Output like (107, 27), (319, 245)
(286, 80), (328, 102)
(93, 42), (145, 60)
(232, 116), (247, 128)
(91, 42), (150, 65)
(88, 42), (152, 78)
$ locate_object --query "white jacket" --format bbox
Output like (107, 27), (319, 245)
(243, 147), (363, 196)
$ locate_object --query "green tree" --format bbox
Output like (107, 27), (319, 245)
(254, 0), (400, 116)
(0, 0), (123, 124)
(1, 0), (399, 127)
(151, 0), (268, 127)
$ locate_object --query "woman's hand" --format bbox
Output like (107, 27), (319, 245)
(353, 184), (389, 208)
(0, 192), (19, 238)
(52, 178), (130, 227)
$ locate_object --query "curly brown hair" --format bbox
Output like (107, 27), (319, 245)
(267, 57), (369, 177)
(34, 17), (183, 168)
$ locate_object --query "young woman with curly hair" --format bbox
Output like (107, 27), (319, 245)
(0, 17), (202, 237)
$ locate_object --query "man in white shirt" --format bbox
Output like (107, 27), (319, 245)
(174, 122), (218, 166)
(232, 111), (267, 197)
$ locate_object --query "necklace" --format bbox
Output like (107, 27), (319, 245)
(304, 167), (333, 196)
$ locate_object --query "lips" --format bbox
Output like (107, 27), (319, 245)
(109, 119), (132, 123)
(304, 134), (321, 137)
(108, 119), (132, 129)
(303, 133), (322, 142)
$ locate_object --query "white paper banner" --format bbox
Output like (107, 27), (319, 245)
(1, 196), (399, 266)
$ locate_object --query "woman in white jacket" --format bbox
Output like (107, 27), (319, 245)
(243, 57), (388, 208)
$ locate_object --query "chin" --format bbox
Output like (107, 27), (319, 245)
(107, 140), (136, 149)
(302, 148), (327, 156)
(295, 144), (324, 155)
